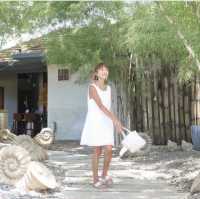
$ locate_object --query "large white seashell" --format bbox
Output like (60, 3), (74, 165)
(0, 129), (16, 142)
(34, 128), (54, 148)
(16, 161), (57, 191)
(0, 143), (11, 150)
(12, 135), (48, 161)
(0, 145), (31, 185)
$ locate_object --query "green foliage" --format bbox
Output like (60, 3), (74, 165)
(158, 1), (200, 80)
(178, 57), (200, 83)
(41, 1), (125, 81)
(0, 2), (31, 46)
(1, 1), (200, 83)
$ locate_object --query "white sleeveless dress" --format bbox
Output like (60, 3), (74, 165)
(80, 83), (114, 146)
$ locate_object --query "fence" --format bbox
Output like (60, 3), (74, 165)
(116, 68), (200, 145)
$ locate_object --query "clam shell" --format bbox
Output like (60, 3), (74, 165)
(0, 145), (31, 185)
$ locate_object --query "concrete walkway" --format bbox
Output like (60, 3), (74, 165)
(47, 146), (187, 199)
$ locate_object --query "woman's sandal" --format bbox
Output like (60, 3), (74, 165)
(100, 176), (113, 187)
(93, 180), (107, 189)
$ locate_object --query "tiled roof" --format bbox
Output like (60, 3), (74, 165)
(0, 37), (44, 63)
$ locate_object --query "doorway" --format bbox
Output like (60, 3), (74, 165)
(17, 72), (47, 125)
(18, 73), (39, 113)
(16, 72), (47, 135)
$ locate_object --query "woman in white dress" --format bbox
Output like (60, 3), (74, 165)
(80, 63), (123, 188)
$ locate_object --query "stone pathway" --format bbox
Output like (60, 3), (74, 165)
(47, 146), (187, 199)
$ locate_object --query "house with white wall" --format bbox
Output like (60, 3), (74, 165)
(0, 39), (118, 142)
(47, 64), (88, 140)
(0, 40), (89, 140)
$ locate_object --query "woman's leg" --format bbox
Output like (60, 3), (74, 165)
(92, 146), (102, 183)
(102, 145), (112, 177)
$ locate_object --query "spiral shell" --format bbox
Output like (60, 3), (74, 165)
(12, 135), (48, 161)
(0, 129), (16, 142)
(0, 145), (31, 185)
(0, 143), (10, 150)
(34, 128), (54, 148)
(16, 161), (57, 191)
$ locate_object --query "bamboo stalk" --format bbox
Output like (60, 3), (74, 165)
(196, 77), (200, 125)
(184, 88), (190, 142)
(191, 78), (196, 125)
(173, 77), (180, 144)
(167, 73), (173, 141)
(150, 72), (156, 144)
(188, 84), (193, 142)
(154, 71), (161, 144)
(170, 75), (176, 142)
(163, 76), (169, 144)
(182, 85), (187, 141)
(157, 75), (164, 144)
(178, 85), (184, 143)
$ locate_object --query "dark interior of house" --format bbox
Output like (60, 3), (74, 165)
(18, 73), (39, 113)
(0, 87), (4, 109)
(13, 72), (47, 136)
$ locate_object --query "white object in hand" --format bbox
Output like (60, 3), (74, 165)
(120, 128), (146, 157)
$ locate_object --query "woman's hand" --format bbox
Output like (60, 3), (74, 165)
(113, 117), (123, 134)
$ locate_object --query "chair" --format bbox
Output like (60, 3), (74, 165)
(12, 113), (23, 135)
(24, 113), (36, 136)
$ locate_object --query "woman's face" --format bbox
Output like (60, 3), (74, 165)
(97, 66), (109, 80)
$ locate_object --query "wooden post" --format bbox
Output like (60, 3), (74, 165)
(157, 76), (164, 144)
(192, 76), (197, 125)
(163, 76), (169, 144)
(184, 86), (190, 142)
(150, 72), (156, 144)
(173, 76), (180, 143)
(167, 73), (173, 141)
(196, 77), (200, 125)
(153, 71), (161, 144)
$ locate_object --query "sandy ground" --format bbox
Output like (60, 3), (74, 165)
(0, 141), (200, 199)
(123, 145), (200, 199)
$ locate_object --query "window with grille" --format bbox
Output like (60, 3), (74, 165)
(0, 87), (4, 109)
(58, 68), (69, 81)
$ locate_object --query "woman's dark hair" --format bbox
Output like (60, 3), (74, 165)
(92, 63), (108, 80)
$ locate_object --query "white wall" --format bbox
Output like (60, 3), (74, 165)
(48, 65), (88, 140)
(0, 72), (17, 128)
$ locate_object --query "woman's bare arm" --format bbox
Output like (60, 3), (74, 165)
(89, 85), (116, 121)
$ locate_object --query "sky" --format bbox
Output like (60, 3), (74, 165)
(0, 21), (69, 51)
(0, 1), (135, 51)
